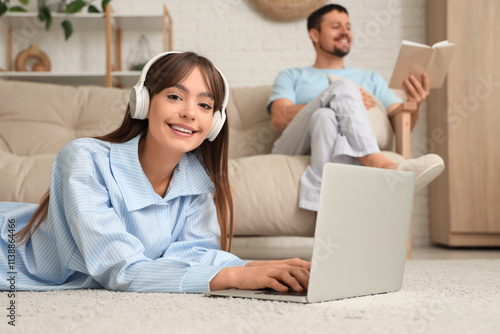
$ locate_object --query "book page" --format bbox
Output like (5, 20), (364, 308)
(427, 43), (456, 89)
(403, 40), (431, 48)
(432, 40), (451, 48)
(389, 40), (455, 90)
(389, 41), (434, 90)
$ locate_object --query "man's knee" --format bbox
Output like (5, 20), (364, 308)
(321, 78), (362, 106)
(308, 108), (339, 138)
(310, 107), (336, 124)
(329, 77), (359, 93)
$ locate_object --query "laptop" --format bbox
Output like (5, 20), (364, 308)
(206, 163), (415, 303)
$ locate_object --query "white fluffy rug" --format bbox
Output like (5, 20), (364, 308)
(2, 259), (500, 334)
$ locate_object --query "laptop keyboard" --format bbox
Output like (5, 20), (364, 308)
(256, 288), (307, 297)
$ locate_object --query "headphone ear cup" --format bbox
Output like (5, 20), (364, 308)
(139, 87), (150, 119)
(129, 86), (150, 119)
(129, 86), (140, 119)
(206, 110), (226, 142)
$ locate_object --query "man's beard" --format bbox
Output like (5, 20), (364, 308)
(318, 35), (351, 57)
(332, 47), (349, 57)
(320, 43), (350, 57)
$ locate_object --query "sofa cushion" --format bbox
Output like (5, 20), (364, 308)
(229, 154), (316, 237)
(226, 85), (281, 159)
(0, 80), (128, 203)
(0, 80), (129, 156)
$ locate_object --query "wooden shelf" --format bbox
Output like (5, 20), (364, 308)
(3, 12), (164, 31)
(2, 4), (172, 88)
(0, 70), (141, 88)
(1, 71), (106, 86)
(4, 12), (105, 30)
(111, 71), (140, 88)
(105, 5), (172, 87)
(111, 14), (164, 30)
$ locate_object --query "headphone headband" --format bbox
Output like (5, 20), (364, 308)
(129, 51), (229, 142)
(135, 51), (183, 87)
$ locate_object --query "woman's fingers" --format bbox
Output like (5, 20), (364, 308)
(235, 262), (310, 292)
(282, 258), (311, 270)
(247, 258), (311, 270)
(285, 266), (310, 291)
(264, 265), (310, 292)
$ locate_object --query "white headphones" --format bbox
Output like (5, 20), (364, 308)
(129, 51), (229, 142)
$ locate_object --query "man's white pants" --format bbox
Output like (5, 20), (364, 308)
(271, 79), (380, 211)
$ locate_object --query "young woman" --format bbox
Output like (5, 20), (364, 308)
(0, 51), (309, 293)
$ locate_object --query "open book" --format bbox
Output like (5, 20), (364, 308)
(389, 40), (455, 90)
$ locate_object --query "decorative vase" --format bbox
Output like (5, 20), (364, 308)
(15, 45), (51, 72)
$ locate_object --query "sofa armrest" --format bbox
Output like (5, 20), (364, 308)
(388, 101), (417, 259)
(388, 102), (417, 160)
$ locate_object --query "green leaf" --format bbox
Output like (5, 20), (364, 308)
(102, 0), (111, 11)
(66, 0), (86, 14)
(9, 6), (28, 12)
(61, 20), (73, 40)
(0, 3), (8, 17)
(88, 4), (99, 13)
(19, 0), (28, 5)
(38, 5), (52, 30)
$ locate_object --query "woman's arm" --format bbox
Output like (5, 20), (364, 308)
(54, 140), (246, 293)
(210, 258), (311, 292)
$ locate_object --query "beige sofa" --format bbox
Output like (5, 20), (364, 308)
(0, 80), (411, 259)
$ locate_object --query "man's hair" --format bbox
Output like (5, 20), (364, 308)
(307, 4), (348, 31)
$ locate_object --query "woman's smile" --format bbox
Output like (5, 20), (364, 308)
(168, 123), (198, 137)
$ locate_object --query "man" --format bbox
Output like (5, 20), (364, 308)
(267, 4), (444, 211)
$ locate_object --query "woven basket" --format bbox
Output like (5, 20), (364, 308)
(253, 0), (327, 21)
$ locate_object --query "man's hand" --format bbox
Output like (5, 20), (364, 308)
(387, 72), (429, 130)
(359, 87), (375, 110)
(210, 258), (310, 292)
(404, 72), (430, 106)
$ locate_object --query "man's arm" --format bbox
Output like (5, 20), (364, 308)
(386, 72), (430, 130)
(269, 98), (306, 132)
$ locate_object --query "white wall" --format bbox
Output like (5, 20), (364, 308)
(0, 0), (432, 246)
(112, 0), (427, 88)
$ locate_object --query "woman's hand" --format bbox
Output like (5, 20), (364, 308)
(210, 258), (310, 292)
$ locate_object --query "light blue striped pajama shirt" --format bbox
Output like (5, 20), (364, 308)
(0, 135), (247, 293)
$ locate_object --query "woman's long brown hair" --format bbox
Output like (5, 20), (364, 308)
(17, 52), (234, 251)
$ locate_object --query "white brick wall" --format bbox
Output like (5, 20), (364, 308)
(0, 0), (432, 246)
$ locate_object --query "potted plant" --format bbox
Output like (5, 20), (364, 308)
(0, 0), (112, 40)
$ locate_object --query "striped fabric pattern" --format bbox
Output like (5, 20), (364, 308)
(0, 135), (247, 293)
